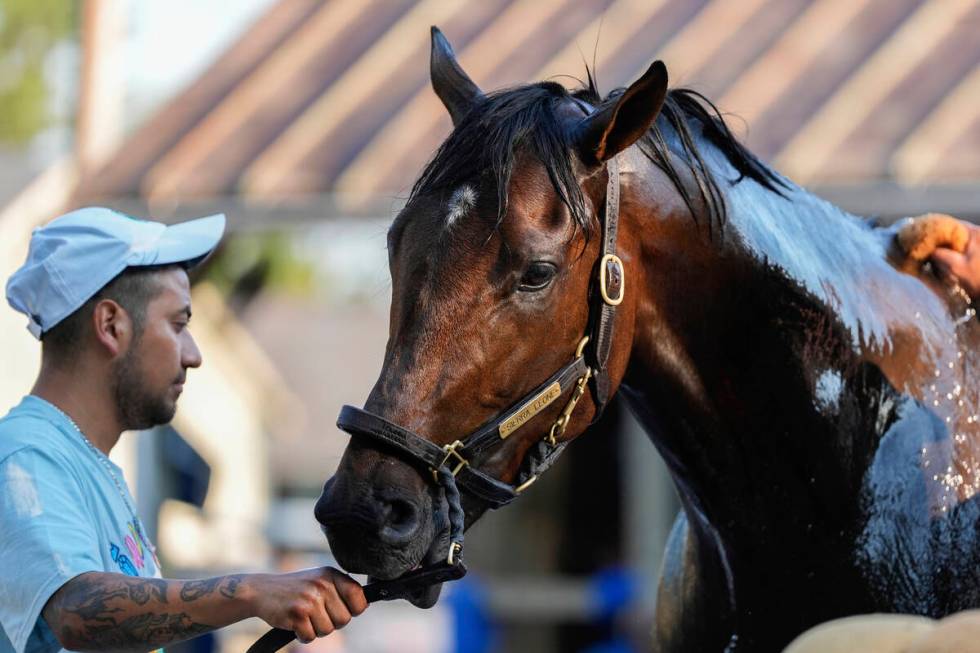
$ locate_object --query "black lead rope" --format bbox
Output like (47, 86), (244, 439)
(245, 562), (468, 653)
(433, 464), (466, 562)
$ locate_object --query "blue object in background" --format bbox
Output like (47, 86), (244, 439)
(162, 427), (211, 508)
(582, 640), (634, 653)
(447, 575), (494, 653)
(445, 568), (644, 652)
(585, 567), (644, 653)
(591, 567), (640, 620)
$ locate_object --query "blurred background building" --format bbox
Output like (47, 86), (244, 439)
(0, 1), (978, 651)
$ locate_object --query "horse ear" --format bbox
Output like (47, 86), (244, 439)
(430, 26), (483, 126)
(575, 61), (668, 165)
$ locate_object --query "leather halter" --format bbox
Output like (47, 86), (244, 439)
(336, 155), (625, 564)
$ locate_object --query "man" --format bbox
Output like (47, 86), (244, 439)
(0, 208), (366, 653)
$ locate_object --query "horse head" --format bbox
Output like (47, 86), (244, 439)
(314, 27), (667, 607)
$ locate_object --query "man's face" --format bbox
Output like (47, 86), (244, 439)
(112, 267), (202, 430)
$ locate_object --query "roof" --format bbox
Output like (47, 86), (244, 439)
(75, 0), (980, 212)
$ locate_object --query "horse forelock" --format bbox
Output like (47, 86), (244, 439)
(410, 81), (594, 237)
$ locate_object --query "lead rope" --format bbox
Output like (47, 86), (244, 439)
(433, 465), (465, 565)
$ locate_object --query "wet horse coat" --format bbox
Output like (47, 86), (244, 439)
(634, 137), (980, 651)
(315, 28), (980, 652)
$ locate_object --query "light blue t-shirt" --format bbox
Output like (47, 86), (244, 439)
(0, 396), (161, 653)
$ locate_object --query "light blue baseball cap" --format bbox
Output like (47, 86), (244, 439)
(6, 207), (226, 339)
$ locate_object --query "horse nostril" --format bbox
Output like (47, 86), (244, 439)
(378, 497), (420, 546)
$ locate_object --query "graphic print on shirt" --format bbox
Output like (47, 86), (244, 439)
(110, 542), (138, 576)
(109, 521), (158, 576)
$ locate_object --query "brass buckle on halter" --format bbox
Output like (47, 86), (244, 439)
(515, 475), (538, 494)
(432, 440), (468, 482)
(546, 367), (593, 447)
(599, 254), (625, 306)
(447, 541), (463, 566)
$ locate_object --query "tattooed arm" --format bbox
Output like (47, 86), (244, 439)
(41, 567), (367, 653)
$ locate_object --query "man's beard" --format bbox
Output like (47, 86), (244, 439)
(111, 347), (177, 430)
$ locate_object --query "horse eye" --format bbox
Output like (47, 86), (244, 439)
(519, 262), (557, 291)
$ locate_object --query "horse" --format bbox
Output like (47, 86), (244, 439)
(314, 27), (980, 651)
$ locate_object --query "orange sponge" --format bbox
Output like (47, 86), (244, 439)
(897, 213), (970, 263)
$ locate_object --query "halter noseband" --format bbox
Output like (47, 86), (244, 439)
(336, 155), (625, 566)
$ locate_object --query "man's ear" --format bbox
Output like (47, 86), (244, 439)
(574, 60), (668, 165)
(92, 299), (132, 357)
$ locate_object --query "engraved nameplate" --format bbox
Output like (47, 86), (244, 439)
(498, 381), (562, 439)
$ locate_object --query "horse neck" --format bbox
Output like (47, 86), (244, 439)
(616, 147), (921, 544)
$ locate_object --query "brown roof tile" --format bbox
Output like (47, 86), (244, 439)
(75, 0), (322, 203)
(75, 0), (980, 210)
(830, 10), (980, 183)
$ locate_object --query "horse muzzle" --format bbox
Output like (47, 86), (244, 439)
(314, 466), (444, 582)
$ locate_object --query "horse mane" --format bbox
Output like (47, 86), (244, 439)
(410, 74), (788, 237)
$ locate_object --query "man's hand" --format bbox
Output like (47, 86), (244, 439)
(245, 567), (368, 643)
(930, 222), (980, 300)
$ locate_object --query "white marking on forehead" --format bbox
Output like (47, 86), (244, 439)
(5, 462), (43, 517)
(446, 185), (477, 229)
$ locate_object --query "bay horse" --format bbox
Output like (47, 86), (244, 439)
(315, 27), (980, 651)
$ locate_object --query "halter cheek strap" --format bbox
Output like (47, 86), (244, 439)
(336, 155), (624, 565)
(590, 155), (624, 407)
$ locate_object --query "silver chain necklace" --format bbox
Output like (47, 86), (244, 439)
(50, 403), (157, 560)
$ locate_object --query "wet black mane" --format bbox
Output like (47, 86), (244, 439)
(410, 76), (787, 235)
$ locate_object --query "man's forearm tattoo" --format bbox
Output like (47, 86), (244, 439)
(61, 612), (212, 650)
(179, 577), (222, 602)
(48, 573), (247, 651)
(179, 575), (242, 601)
(127, 578), (168, 605)
(57, 577), (127, 623)
(219, 575), (243, 599)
